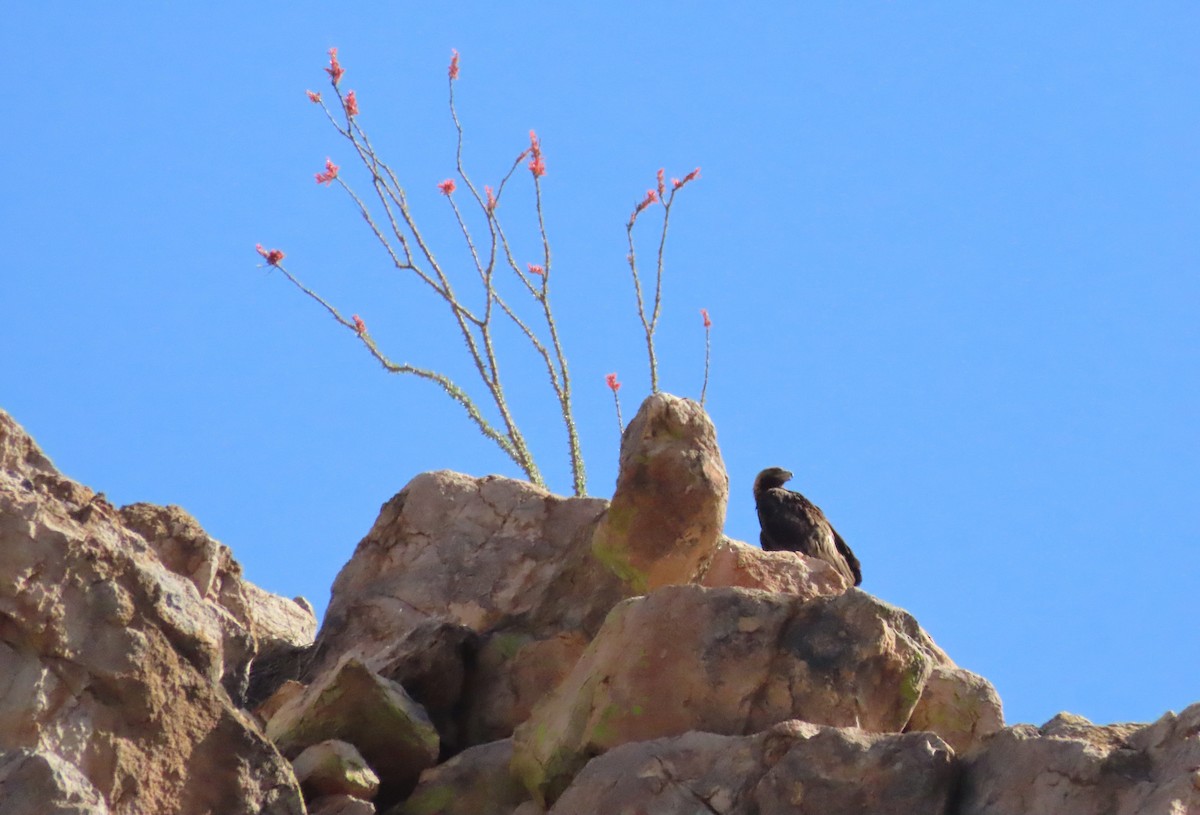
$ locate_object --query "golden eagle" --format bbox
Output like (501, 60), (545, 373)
(753, 466), (862, 586)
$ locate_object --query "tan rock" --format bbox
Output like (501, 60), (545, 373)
(0, 410), (305, 815)
(907, 665), (1004, 755)
(293, 739), (380, 801)
(959, 703), (1200, 815)
(462, 630), (591, 747)
(267, 655), (439, 808)
(698, 536), (850, 598)
(397, 739), (529, 815)
(309, 471), (629, 746)
(590, 393), (728, 594)
(0, 749), (110, 815)
(255, 679), (308, 726)
(119, 502), (318, 704)
(511, 584), (949, 803)
(549, 721), (956, 815)
(308, 794), (377, 815)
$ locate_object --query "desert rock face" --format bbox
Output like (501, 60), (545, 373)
(958, 706), (1200, 815)
(1, 403), (1197, 815)
(0, 410), (309, 815)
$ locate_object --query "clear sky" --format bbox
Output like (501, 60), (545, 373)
(4, 4), (1197, 729)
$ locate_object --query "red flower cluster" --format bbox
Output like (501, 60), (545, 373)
(255, 244), (285, 266)
(528, 130), (546, 178)
(672, 167), (701, 190)
(315, 158), (339, 185)
(634, 189), (659, 216)
(485, 185), (497, 213)
(656, 168), (665, 198)
(438, 178), (456, 195)
(326, 48), (344, 85)
(527, 263), (544, 276)
(352, 314), (366, 334)
(448, 49), (460, 81)
(605, 373), (621, 393)
(344, 90), (359, 118)
(701, 308), (712, 329)
(306, 90), (322, 104)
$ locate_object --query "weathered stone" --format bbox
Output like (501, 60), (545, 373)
(0, 410), (306, 815)
(590, 393), (728, 594)
(0, 749), (110, 815)
(120, 502), (318, 704)
(256, 679), (308, 725)
(462, 630), (590, 747)
(698, 535), (850, 598)
(549, 720), (955, 815)
(396, 739), (529, 815)
(511, 584), (950, 804)
(309, 471), (630, 748)
(292, 739), (380, 801)
(308, 794), (377, 815)
(907, 665), (1004, 755)
(958, 703), (1200, 815)
(267, 655), (439, 807)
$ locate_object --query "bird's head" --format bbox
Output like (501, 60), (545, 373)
(754, 466), (794, 492)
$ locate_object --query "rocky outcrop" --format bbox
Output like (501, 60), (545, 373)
(958, 706), (1200, 814)
(699, 535), (851, 598)
(305, 469), (632, 753)
(4, 401), (1198, 815)
(266, 656), (440, 808)
(591, 392), (729, 594)
(510, 583), (965, 803)
(549, 721), (957, 815)
(0, 410), (308, 815)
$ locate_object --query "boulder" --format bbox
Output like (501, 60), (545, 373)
(292, 739), (380, 801)
(511, 583), (957, 803)
(0, 749), (110, 815)
(308, 471), (630, 748)
(698, 535), (850, 598)
(590, 393), (728, 594)
(907, 665), (1005, 755)
(308, 795), (377, 815)
(549, 721), (957, 815)
(266, 655), (439, 808)
(0, 410), (306, 815)
(958, 704), (1200, 815)
(395, 739), (529, 815)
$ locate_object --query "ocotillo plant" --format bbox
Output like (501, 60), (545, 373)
(257, 49), (707, 496)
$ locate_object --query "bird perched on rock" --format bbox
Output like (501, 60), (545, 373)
(753, 466), (862, 586)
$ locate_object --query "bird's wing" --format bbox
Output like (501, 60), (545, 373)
(831, 526), (863, 586)
(758, 488), (822, 550)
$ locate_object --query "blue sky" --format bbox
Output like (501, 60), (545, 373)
(4, 4), (1196, 729)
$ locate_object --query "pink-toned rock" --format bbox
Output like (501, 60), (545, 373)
(0, 749), (110, 815)
(308, 794), (376, 815)
(120, 502), (317, 704)
(511, 584), (953, 803)
(309, 471), (631, 748)
(462, 631), (591, 747)
(397, 739), (529, 815)
(549, 721), (956, 815)
(958, 704), (1200, 815)
(698, 536), (850, 598)
(590, 393), (729, 594)
(266, 655), (439, 808)
(292, 739), (380, 801)
(0, 410), (305, 815)
(907, 665), (1004, 755)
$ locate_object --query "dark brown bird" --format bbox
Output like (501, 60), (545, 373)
(753, 466), (862, 586)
